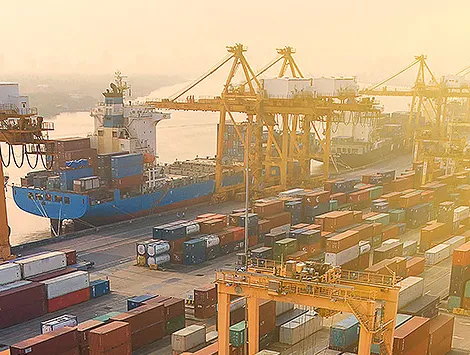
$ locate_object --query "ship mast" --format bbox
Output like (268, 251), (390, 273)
(114, 70), (131, 98)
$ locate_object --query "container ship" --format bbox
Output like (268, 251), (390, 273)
(12, 75), (243, 234)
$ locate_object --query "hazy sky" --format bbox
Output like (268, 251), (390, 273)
(1, 0), (469, 82)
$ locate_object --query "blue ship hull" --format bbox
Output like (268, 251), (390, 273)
(13, 179), (219, 227)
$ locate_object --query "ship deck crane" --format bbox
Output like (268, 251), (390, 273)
(360, 55), (470, 181)
(0, 104), (54, 260)
(216, 260), (399, 355)
(147, 44), (381, 200)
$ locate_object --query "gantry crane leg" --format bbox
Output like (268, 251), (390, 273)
(358, 328), (373, 354)
(0, 163), (11, 260)
(247, 296), (260, 354)
(218, 292), (231, 355)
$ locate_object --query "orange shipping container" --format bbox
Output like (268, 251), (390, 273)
(323, 211), (354, 232)
(453, 241), (470, 266)
(406, 257), (425, 277)
(325, 230), (359, 253)
(428, 314), (454, 355)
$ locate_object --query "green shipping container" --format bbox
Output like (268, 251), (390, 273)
(368, 186), (384, 200)
(389, 209), (405, 223)
(166, 314), (185, 335)
(230, 321), (247, 347)
(448, 296), (462, 311)
(365, 213), (390, 226)
(329, 200), (339, 211)
(93, 311), (122, 323)
(273, 238), (298, 261)
(465, 280), (470, 298)
(372, 234), (382, 247)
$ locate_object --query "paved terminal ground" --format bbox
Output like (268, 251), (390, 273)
(1, 153), (470, 354)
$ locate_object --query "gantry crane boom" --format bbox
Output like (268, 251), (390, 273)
(216, 262), (399, 355)
(147, 44), (381, 200)
(0, 104), (53, 259)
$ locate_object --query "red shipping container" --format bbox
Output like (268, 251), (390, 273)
(393, 316), (430, 355)
(371, 222), (383, 236)
(194, 284), (217, 306)
(406, 257), (425, 277)
(144, 295), (171, 306)
(78, 320), (104, 355)
(197, 213), (217, 220)
(27, 267), (76, 282)
(382, 224), (399, 241)
(254, 200), (284, 218)
(200, 219), (226, 234)
(453, 241), (470, 266)
(212, 214), (228, 224)
(169, 238), (185, 252)
(248, 235), (258, 247)
(111, 174), (143, 189)
(286, 250), (309, 262)
(47, 287), (90, 313)
(195, 303), (216, 319)
(303, 190), (330, 206)
(54, 137), (91, 153)
(325, 230), (359, 253)
(362, 211), (378, 220)
(231, 227), (245, 242)
(192, 342), (218, 355)
(258, 219), (272, 234)
(349, 224), (374, 242)
(88, 321), (131, 355)
(399, 191), (422, 208)
(357, 252), (371, 270)
(292, 223), (310, 230)
(162, 297), (185, 319)
(352, 210), (363, 223)
(170, 252), (183, 264)
(59, 249), (77, 265)
(421, 190), (434, 203)
(330, 192), (347, 205)
(323, 211), (354, 232)
(131, 321), (165, 350)
(217, 230), (235, 246)
(10, 327), (79, 355)
(111, 303), (165, 333)
(259, 300), (276, 336)
(428, 314), (454, 355)
(348, 189), (370, 203)
(265, 212), (291, 228)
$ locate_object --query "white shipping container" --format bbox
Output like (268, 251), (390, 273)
(200, 235), (220, 248)
(314, 77), (336, 96)
(453, 206), (469, 222)
(279, 188), (304, 198)
(334, 77), (359, 95)
(270, 224), (291, 234)
(0, 263), (21, 285)
(0, 280), (31, 293)
(185, 223), (200, 236)
(147, 253), (170, 266)
(171, 324), (206, 352)
(262, 78), (289, 98)
(147, 241), (170, 256)
(359, 241), (371, 255)
(403, 240), (418, 257)
(425, 244), (450, 266)
(279, 310), (322, 345)
(43, 271), (89, 300)
(15, 251), (67, 278)
(382, 239), (400, 246)
(397, 276), (424, 309)
(286, 78), (313, 98)
(325, 245), (359, 266)
(443, 235), (466, 254)
(276, 301), (295, 316)
(41, 314), (78, 334)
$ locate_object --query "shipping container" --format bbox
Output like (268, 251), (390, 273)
(425, 244), (450, 265)
(172, 325), (206, 353)
(77, 320), (104, 355)
(230, 321), (246, 347)
(89, 279), (110, 298)
(453, 241), (470, 266)
(325, 245), (360, 266)
(325, 230), (359, 253)
(443, 235), (466, 254)
(428, 314), (454, 355)
(127, 294), (157, 310)
(279, 310), (322, 345)
(47, 287), (90, 312)
(0, 263), (21, 285)
(41, 314), (78, 334)
(329, 315), (359, 351)
(43, 271), (89, 299)
(406, 257), (425, 277)
(399, 294), (440, 318)
(88, 321), (132, 355)
(393, 316), (430, 355)
(397, 276), (424, 309)
(10, 327), (79, 355)
(15, 251), (67, 278)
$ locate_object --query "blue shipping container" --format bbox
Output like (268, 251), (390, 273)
(111, 153), (143, 168)
(90, 279), (110, 298)
(183, 239), (206, 265)
(329, 315), (359, 351)
(127, 294), (158, 310)
(59, 167), (94, 190)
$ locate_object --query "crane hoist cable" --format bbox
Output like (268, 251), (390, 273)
(10, 145), (25, 169)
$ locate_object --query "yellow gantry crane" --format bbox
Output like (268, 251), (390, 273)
(0, 104), (54, 259)
(361, 55), (470, 181)
(216, 260), (400, 355)
(147, 44), (381, 200)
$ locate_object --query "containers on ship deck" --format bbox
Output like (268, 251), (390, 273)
(110, 153), (144, 179)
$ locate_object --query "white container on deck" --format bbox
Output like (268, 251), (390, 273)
(171, 324), (206, 352)
(147, 241), (170, 256)
(396, 276), (424, 309)
(41, 314), (78, 334)
(0, 263), (21, 285)
(43, 271), (89, 299)
(325, 244), (359, 266)
(279, 310), (323, 345)
(15, 251), (67, 278)
(279, 188), (304, 198)
(185, 223), (200, 236)
(425, 244), (450, 266)
(443, 235), (466, 254)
